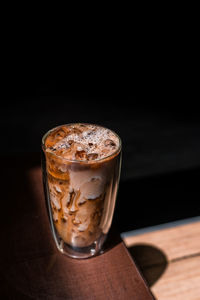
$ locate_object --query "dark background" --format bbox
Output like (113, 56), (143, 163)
(2, 83), (200, 233)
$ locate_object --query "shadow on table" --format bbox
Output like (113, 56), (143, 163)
(128, 244), (168, 287)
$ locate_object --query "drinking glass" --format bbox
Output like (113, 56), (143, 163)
(41, 124), (122, 258)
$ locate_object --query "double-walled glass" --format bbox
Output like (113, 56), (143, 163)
(41, 124), (121, 259)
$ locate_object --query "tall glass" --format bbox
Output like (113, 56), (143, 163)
(41, 124), (121, 258)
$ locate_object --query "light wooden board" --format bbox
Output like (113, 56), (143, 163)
(123, 221), (200, 262)
(122, 221), (200, 300)
(151, 256), (200, 300)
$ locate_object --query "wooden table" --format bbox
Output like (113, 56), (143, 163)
(122, 217), (200, 300)
(2, 155), (199, 299)
(0, 157), (154, 299)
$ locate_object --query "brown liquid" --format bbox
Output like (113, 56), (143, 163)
(43, 124), (120, 248)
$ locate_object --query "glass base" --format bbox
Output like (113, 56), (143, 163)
(56, 234), (107, 259)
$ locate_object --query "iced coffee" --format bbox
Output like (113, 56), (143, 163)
(42, 123), (121, 258)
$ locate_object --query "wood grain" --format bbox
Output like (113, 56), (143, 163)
(151, 256), (200, 300)
(0, 159), (154, 299)
(123, 221), (200, 300)
(123, 221), (200, 262)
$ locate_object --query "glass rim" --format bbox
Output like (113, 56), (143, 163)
(42, 123), (122, 164)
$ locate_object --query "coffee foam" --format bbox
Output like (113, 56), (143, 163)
(45, 124), (120, 161)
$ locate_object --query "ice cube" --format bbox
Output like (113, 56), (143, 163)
(55, 185), (62, 193)
(73, 216), (81, 225)
(75, 206), (89, 223)
(50, 194), (61, 210)
(80, 177), (104, 199)
(71, 127), (82, 134)
(78, 219), (90, 232)
(68, 140), (74, 145)
(61, 215), (68, 222)
(78, 197), (87, 206)
(75, 150), (86, 160)
(58, 165), (68, 172)
(104, 139), (116, 147)
(86, 153), (98, 161)
(55, 128), (67, 139)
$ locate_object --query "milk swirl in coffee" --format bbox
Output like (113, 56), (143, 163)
(42, 123), (121, 254)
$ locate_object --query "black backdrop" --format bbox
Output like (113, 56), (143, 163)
(2, 84), (200, 232)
